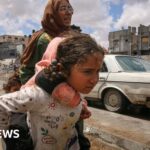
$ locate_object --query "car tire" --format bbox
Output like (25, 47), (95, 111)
(103, 89), (127, 113)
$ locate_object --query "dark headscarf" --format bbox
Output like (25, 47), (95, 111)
(21, 0), (73, 65)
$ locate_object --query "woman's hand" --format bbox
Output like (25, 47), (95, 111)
(52, 82), (80, 107)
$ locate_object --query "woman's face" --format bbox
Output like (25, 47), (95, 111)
(58, 1), (73, 27)
(67, 53), (104, 94)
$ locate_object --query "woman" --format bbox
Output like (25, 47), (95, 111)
(20, 0), (74, 84)
(4, 0), (74, 149)
(18, 0), (90, 149)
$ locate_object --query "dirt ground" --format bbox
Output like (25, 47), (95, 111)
(85, 133), (122, 150)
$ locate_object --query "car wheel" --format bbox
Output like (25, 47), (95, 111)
(103, 89), (126, 113)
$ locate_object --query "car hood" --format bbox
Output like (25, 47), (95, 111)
(106, 72), (150, 83)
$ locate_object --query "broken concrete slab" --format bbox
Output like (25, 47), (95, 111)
(84, 107), (150, 150)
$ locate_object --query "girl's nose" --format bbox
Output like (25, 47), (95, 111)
(90, 74), (99, 84)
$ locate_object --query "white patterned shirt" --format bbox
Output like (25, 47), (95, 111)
(0, 85), (82, 150)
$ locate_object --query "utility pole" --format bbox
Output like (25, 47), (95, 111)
(137, 25), (142, 57)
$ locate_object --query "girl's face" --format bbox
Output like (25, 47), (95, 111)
(67, 52), (104, 94)
(58, 1), (73, 27)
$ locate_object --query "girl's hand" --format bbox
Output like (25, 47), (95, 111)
(80, 100), (91, 119)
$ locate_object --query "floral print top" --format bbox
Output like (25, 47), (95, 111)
(0, 85), (82, 150)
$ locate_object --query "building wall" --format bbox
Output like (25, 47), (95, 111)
(109, 27), (135, 55)
(138, 25), (150, 55)
(0, 35), (29, 59)
(0, 42), (17, 59)
(109, 24), (150, 55)
(0, 35), (28, 45)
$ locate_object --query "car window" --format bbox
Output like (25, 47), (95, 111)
(116, 56), (150, 72)
(100, 62), (108, 72)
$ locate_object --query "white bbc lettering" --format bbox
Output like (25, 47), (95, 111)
(3, 130), (13, 138)
(13, 129), (19, 138)
(0, 130), (20, 138)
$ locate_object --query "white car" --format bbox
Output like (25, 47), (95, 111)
(84, 55), (150, 112)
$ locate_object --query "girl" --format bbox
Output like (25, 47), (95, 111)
(0, 33), (104, 150)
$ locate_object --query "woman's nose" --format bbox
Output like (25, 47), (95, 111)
(66, 9), (73, 15)
(65, 6), (73, 14)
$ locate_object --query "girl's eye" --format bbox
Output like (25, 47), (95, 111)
(83, 70), (100, 77)
(83, 70), (93, 75)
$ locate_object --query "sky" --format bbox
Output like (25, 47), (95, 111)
(0, 0), (150, 49)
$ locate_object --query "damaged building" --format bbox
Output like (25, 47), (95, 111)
(109, 24), (150, 56)
(0, 35), (29, 60)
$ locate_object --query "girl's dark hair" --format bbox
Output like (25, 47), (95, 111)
(56, 33), (104, 76)
(35, 33), (104, 93)
(3, 72), (21, 93)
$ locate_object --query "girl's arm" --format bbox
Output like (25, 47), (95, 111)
(0, 86), (41, 129)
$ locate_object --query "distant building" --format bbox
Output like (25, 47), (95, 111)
(109, 24), (150, 55)
(0, 35), (29, 59)
(0, 42), (17, 59)
(0, 35), (28, 44)
(138, 24), (150, 55)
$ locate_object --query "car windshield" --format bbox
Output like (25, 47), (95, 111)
(116, 56), (150, 72)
